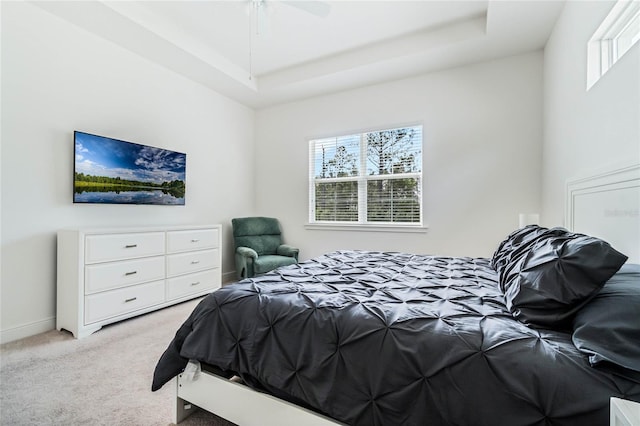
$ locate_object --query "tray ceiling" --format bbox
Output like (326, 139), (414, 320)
(33, 1), (565, 108)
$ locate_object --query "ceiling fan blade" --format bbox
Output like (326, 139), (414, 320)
(256, 1), (271, 35)
(247, 0), (272, 37)
(282, 1), (331, 18)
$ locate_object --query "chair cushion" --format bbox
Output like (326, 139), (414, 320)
(254, 255), (297, 274)
(232, 217), (284, 256)
(231, 217), (282, 256)
(232, 217), (281, 237)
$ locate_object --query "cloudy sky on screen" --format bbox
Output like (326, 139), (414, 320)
(74, 132), (185, 184)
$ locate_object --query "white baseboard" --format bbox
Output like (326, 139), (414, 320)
(1, 272), (239, 344)
(222, 270), (238, 285)
(1, 316), (56, 344)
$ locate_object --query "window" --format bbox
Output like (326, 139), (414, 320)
(587, 0), (640, 90)
(309, 125), (423, 227)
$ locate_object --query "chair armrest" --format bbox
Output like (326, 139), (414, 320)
(236, 246), (258, 259)
(277, 244), (299, 261)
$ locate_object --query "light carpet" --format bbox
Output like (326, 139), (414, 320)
(0, 297), (236, 426)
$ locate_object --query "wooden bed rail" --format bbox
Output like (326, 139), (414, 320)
(175, 369), (344, 425)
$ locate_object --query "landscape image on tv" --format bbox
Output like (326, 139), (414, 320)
(74, 131), (186, 205)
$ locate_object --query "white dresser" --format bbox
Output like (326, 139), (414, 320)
(57, 224), (222, 338)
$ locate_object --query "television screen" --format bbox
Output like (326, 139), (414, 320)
(74, 131), (186, 205)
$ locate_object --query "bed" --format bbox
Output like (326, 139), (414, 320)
(152, 164), (640, 425)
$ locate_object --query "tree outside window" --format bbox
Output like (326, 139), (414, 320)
(309, 126), (422, 225)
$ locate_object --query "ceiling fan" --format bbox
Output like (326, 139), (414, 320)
(246, 0), (330, 79)
(248, 0), (331, 35)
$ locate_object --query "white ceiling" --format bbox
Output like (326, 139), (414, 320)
(33, 0), (565, 109)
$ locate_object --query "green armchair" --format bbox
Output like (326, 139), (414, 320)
(232, 217), (299, 279)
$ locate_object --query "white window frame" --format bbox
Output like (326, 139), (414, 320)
(587, 0), (640, 90)
(307, 125), (426, 233)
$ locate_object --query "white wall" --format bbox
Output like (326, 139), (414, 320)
(543, 1), (640, 226)
(1, 2), (255, 342)
(255, 52), (543, 260)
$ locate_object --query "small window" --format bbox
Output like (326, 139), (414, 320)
(587, 0), (640, 90)
(309, 125), (423, 226)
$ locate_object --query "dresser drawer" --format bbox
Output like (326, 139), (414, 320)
(85, 256), (165, 295)
(166, 249), (219, 277)
(84, 280), (165, 324)
(85, 232), (165, 263)
(167, 269), (221, 300)
(167, 228), (219, 254)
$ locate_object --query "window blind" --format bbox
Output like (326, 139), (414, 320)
(309, 125), (423, 225)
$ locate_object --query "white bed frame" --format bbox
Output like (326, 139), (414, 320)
(173, 163), (640, 425)
(174, 370), (342, 425)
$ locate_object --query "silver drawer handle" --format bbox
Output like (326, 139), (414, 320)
(125, 271), (138, 276)
(124, 244), (138, 248)
(191, 260), (200, 264)
(124, 297), (137, 303)
(191, 239), (200, 243)
(191, 282), (200, 286)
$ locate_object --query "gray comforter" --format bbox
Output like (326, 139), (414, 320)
(152, 250), (640, 425)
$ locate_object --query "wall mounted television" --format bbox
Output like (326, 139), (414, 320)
(74, 131), (186, 205)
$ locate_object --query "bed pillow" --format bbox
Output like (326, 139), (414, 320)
(497, 226), (627, 328)
(572, 264), (640, 372)
(490, 225), (548, 274)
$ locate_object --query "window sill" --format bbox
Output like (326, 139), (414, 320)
(305, 223), (429, 233)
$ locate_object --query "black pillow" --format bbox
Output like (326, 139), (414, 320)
(490, 225), (548, 274)
(572, 264), (640, 372)
(495, 226), (627, 328)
